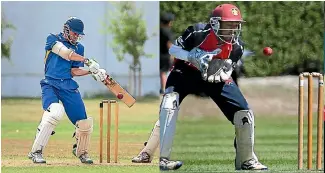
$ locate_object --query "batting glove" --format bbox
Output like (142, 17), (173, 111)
(91, 69), (107, 82)
(85, 58), (100, 73)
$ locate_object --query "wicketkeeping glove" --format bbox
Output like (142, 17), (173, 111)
(207, 59), (234, 83)
(187, 47), (222, 80)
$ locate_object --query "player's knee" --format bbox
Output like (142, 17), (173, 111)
(161, 91), (180, 110)
(76, 117), (93, 132)
(43, 103), (65, 125)
(233, 110), (254, 127)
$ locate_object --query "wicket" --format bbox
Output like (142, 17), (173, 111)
(298, 72), (324, 170)
(99, 100), (119, 163)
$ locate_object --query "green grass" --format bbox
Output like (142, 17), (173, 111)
(1, 166), (159, 173)
(1, 98), (160, 173)
(170, 116), (324, 172)
(1, 98), (324, 172)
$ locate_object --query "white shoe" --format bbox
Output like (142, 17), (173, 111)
(72, 144), (93, 164)
(159, 157), (183, 171)
(28, 150), (46, 164)
(131, 152), (151, 163)
(241, 158), (268, 170)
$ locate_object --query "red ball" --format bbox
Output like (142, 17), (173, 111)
(117, 93), (123, 99)
(263, 47), (273, 56)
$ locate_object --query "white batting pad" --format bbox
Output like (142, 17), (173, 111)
(235, 144), (259, 170)
(31, 103), (64, 152)
(75, 117), (93, 157)
(233, 110), (255, 167)
(160, 92), (180, 159)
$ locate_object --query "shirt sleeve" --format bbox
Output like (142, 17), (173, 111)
(174, 25), (196, 51)
(71, 44), (85, 68)
(45, 34), (58, 51)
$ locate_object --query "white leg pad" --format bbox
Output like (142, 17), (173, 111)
(234, 110), (255, 166)
(235, 141), (259, 170)
(75, 117), (93, 157)
(140, 119), (160, 159)
(160, 92), (179, 159)
(31, 103), (65, 152)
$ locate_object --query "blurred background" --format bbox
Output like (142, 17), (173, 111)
(160, 1), (324, 77)
(160, 1), (324, 116)
(1, 1), (159, 99)
(161, 1), (324, 78)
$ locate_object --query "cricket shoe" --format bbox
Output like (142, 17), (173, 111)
(240, 158), (268, 170)
(159, 157), (183, 171)
(72, 144), (93, 164)
(132, 152), (151, 163)
(28, 150), (46, 164)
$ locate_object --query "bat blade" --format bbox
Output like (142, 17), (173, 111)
(103, 74), (136, 108)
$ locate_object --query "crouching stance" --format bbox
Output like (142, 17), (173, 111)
(158, 3), (268, 171)
(133, 3), (268, 171)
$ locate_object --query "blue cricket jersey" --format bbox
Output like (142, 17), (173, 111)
(42, 33), (85, 90)
(44, 33), (84, 79)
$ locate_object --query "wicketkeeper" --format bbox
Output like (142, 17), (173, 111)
(132, 4), (268, 171)
(28, 17), (107, 164)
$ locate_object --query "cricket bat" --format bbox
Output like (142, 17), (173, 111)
(85, 59), (136, 107)
(102, 74), (136, 108)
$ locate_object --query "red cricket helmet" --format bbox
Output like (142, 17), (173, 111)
(210, 4), (245, 44)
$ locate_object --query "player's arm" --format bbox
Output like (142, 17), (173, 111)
(71, 68), (91, 76)
(53, 42), (100, 73)
(51, 41), (88, 62)
(168, 26), (196, 61)
(46, 35), (100, 73)
(45, 34), (89, 62)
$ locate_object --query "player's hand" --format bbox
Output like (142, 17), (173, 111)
(207, 59), (233, 83)
(91, 69), (107, 82)
(85, 58), (100, 73)
(188, 47), (222, 80)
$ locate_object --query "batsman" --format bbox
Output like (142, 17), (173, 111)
(132, 4), (268, 171)
(28, 17), (107, 164)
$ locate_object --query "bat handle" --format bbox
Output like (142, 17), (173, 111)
(103, 76), (111, 85)
(103, 79), (108, 85)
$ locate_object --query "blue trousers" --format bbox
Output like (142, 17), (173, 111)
(40, 78), (87, 125)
